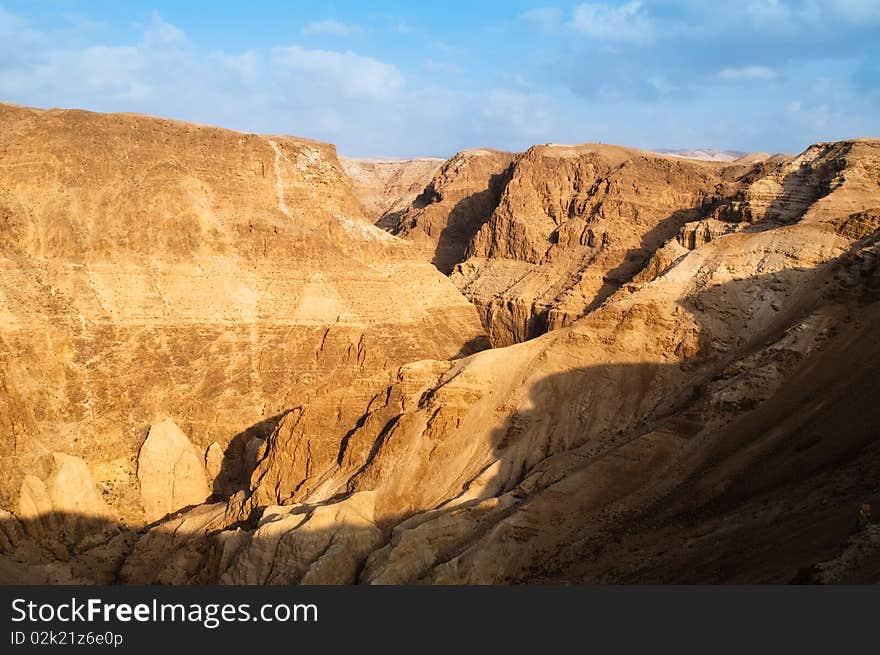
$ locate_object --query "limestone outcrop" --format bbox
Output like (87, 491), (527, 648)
(381, 149), (516, 274)
(374, 139), (880, 347)
(339, 157), (443, 225)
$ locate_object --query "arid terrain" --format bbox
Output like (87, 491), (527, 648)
(1, 102), (879, 584)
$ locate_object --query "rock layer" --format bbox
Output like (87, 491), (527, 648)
(382, 149), (516, 274)
(376, 139), (879, 347)
(339, 157), (443, 226)
(1, 103), (879, 585)
(0, 103), (486, 523)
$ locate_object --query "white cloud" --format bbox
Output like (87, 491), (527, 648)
(746, 0), (796, 25)
(570, 1), (652, 43)
(301, 19), (362, 37)
(423, 58), (462, 75)
(717, 65), (778, 81)
(271, 46), (404, 100)
(747, 0), (880, 30)
(390, 20), (414, 34)
(0, 9), (450, 157)
(212, 50), (261, 83)
(142, 12), (186, 46)
(826, 0), (880, 23)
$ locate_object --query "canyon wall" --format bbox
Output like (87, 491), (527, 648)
(1, 103), (878, 584)
(339, 157), (443, 226)
(0, 103), (486, 529)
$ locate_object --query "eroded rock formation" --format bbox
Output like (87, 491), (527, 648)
(1, 103), (879, 584)
(137, 418), (210, 522)
(383, 149), (516, 274)
(339, 157), (443, 226)
(369, 139), (877, 348)
(0, 102), (486, 526)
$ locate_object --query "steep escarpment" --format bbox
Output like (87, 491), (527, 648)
(0, 103), (486, 533)
(66, 157), (876, 584)
(1, 111), (878, 585)
(378, 139), (878, 347)
(450, 145), (743, 344)
(339, 156), (443, 226)
(380, 149), (516, 274)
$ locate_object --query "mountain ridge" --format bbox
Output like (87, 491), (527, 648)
(1, 102), (878, 584)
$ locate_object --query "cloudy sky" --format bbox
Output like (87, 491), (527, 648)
(1, 1), (878, 157)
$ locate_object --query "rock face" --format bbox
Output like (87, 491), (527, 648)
(0, 102), (486, 523)
(234, 138), (879, 584)
(94, 136), (880, 586)
(138, 418), (210, 522)
(339, 157), (444, 226)
(376, 140), (878, 347)
(205, 442), (224, 483)
(15, 452), (115, 566)
(382, 149), (516, 274)
(1, 102), (879, 585)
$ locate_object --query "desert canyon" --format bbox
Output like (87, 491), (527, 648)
(0, 102), (879, 584)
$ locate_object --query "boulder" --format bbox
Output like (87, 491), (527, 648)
(138, 418), (210, 522)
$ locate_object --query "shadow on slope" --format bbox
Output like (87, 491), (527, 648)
(579, 201), (718, 316)
(2, 238), (879, 584)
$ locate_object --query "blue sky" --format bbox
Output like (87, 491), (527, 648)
(0, 1), (878, 157)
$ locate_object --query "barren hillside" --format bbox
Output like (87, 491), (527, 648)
(1, 105), (878, 584)
(0, 102), (485, 532)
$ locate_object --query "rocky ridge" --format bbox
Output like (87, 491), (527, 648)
(1, 104), (879, 584)
(0, 102), (486, 534)
(370, 139), (876, 347)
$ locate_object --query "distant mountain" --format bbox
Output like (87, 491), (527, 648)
(653, 147), (748, 161)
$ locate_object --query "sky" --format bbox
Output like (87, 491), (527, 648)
(0, 1), (878, 158)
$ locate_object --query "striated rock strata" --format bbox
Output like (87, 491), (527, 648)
(0, 103), (486, 530)
(376, 140), (878, 348)
(1, 103), (879, 585)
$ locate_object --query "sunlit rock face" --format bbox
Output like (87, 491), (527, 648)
(137, 418), (211, 522)
(2, 101), (880, 585)
(378, 140), (879, 348)
(0, 103), (487, 527)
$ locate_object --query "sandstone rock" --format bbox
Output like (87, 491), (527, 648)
(220, 491), (383, 584)
(0, 508), (24, 552)
(138, 418), (210, 522)
(15, 453), (113, 557)
(47, 453), (114, 548)
(205, 442), (224, 483)
(244, 178), (880, 583)
(17, 476), (57, 543)
(0, 102), (486, 517)
(385, 149), (516, 273)
(2, 101), (880, 585)
(120, 502), (227, 584)
(378, 139), (880, 348)
(47, 454), (113, 520)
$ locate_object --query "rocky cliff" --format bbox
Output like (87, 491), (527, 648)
(339, 157), (443, 227)
(0, 103), (486, 537)
(383, 149), (517, 275)
(371, 140), (876, 348)
(1, 104), (878, 584)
